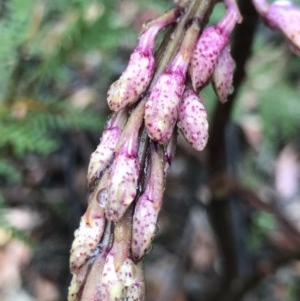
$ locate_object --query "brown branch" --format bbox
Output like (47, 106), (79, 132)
(222, 250), (300, 301)
(232, 181), (300, 246)
(205, 1), (260, 300)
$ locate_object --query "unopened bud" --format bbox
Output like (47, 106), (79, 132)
(106, 152), (139, 221)
(131, 144), (165, 260)
(106, 101), (145, 221)
(178, 89), (208, 151)
(125, 262), (145, 301)
(145, 21), (200, 144)
(99, 253), (126, 300)
(189, 2), (241, 90)
(70, 175), (107, 273)
(253, 0), (300, 54)
(87, 110), (127, 189)
(212, 46), (235, 103)
(107, 8), (182, 111)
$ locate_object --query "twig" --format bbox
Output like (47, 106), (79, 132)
(206, 0), (259, 300)
(222, 250), (300, 301)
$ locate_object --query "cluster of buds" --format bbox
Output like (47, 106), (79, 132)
(252, 0), (300, 54)
(68, 1), (242, 300)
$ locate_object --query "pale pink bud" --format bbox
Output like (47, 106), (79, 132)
(87, 110), (127, 188)
(189, 3), (241, 90)
(107, 8), (182, 111)
(123, 261), (145, 301)
(106, 152), (139, 221)
(178, 89), (209, 151)
(99, 257), (143, 300)
(145, 21), (200, 144)
(144, 71), (185, 144)
(131, 144), (165, 260)
(253, 0), (300, 54)
(70, 175), (107, 273)
(212, 46), (235, 103)
(79, 224), (112, 301)
(99, 253), (126, 300)
(99, 216), (133, 300)
(105, 101), (145, 221)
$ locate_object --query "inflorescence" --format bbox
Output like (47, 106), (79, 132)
(68, 0), (300, 300)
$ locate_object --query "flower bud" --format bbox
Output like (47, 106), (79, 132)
(189, 2), (241, 91)
(145, 21), (200, 144)
(107, 8), (182, 111)
(253, 0), (300, 54)
(212, 46), (235, 103)
(99, 216), (132, 300)
(99, 258), (143, 301)
(178, 89), (208, 151)
(131, 144), (165, 260)
(87, 110), (127, 189)
(105, 101), (145, 221)
(99, 253), (126, 300)
(125, 262), (145, 301)
(70, 175), (107, 273)
(79, 222), (112, 301)
(106, 151), (139, 222)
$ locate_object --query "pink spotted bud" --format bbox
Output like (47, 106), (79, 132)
(131, 144), (165, 260)
(70, 174), (108, 273)
(107, 8), (182, 111)
(105, 101), (145, 221)
(99, 258), (143, 300)
(87, 110), (127, 189)
(124, 262), (145, 300)
(212, 46), (235, 103)
(178, 89), (209, 151)
(252, 0), (300, 54)
(79, 224), (112, 301)
(145, 21), (200, 144)
(189, 1), (241, 91)
(99, 216), (133, 300)
(99, 253), (126, 300)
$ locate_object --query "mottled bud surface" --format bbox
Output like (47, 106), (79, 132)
(212, 46), (235, 103)
(178, 89), (209, 151)
(107, 50), (155, 111)
(106, 153), (139, 221)
(189, 26), (227, 90)
(87, 110), (126, 187)
(145, 72), (185, 144)
(132, 144), (165, 260)
(69, 182), (106, 273)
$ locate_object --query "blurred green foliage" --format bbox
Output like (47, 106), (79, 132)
(0, 0), (169, 186)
